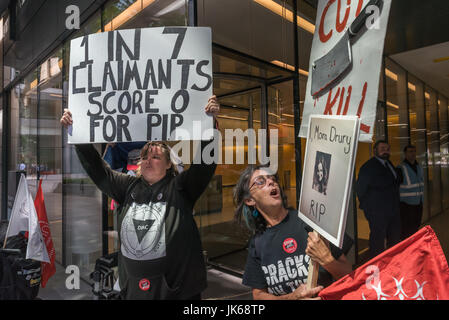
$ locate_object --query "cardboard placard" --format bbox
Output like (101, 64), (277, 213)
(299, 0), (392, 143)
(68, 27), (213, 144)
(298, 115), (360, 248)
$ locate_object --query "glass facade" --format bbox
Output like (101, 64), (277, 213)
(1, 0), (448, 281)
(408, 74), (430, 221)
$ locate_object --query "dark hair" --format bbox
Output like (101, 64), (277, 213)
(312, 156), (328, 194)
(233, 165), (288, 235)
(137, 141), (179, 177)
(403, 144), (416, 153)
(373, 139), (389, 151)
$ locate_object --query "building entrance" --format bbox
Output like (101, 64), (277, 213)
(193, 45), (295, 274)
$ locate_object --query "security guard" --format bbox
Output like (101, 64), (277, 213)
(397, 145), (424, 240)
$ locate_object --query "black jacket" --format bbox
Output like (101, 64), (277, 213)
(75, 141), (216, 299)
(356, 157), (400, 219)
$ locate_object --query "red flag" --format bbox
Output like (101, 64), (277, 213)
(319, 226), (449, 300)
(34, 179), (56, 288)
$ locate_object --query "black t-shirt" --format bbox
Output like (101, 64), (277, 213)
(242, 209), (353, 296)
(75, 143), (216, 299)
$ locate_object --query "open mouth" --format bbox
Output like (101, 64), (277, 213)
(270, 188), (279, 197)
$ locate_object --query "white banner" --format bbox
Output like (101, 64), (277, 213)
(299, 0), (392, 143)
(68, 27), (213, 144)
(298, 115), (360, 248)
(5, 174), (50, 263)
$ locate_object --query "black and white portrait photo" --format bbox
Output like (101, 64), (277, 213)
(312, 151), (331, 195)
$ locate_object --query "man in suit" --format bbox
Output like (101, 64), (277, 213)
(356, 140), (401, 258)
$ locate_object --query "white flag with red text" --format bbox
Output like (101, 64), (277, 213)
(4, 174), (50, 263)
(34, 179), (56, 287)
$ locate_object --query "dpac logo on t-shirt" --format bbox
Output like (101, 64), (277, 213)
(282, 238), (297, 254)
(121, 201), (167, 261)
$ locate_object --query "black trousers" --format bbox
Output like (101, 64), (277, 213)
(399, 202), (423, 241)
(364, 210), (401, 259)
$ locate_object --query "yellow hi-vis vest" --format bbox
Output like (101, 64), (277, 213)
(398, 161), (424, 205)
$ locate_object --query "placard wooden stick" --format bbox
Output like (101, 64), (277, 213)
(306, 230), (320, 289)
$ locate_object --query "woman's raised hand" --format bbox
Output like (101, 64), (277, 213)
(205, 95), (220, 118)
(60, 108), (73, 128)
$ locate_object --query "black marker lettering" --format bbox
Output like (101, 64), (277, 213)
(80, 36), (93, 67)
(89, 114), (103, 142)
(117, 115), (131, 142)
(72, 65), (85, 94)
(170, 114), (184, 136)
(88, 64), (101, 92)
(142, 59), (157, 89)
(177, 60), (194, 89)
(118, 92), (131, 114)
(123, 61), (143, 90)
(147, 114), (162, 140)
(191, 60), (212, 91)
(87, 92), (102, 116)
(145, 90), (159, 113)
(162, 27), (187, 59)
(103, 92), (116, 114)
(115, 29), (141, 61)
(102, 62), (117, 91)
(171, 89), (189, 113)
(103, 115), (116, 142)
(132, 91), (143, 114)
(158, 59), (171, 89)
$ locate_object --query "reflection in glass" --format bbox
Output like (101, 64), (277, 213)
(385, 58), (409, 167)
(425, 88), (442, 216)
(62, 12), (103, 279)
(37, 49), (64, 264)
(408, 75), (430, 222)
(439, 96), (449, 210)
(198, 0), (298, 69)
(9, 72), (38, 216)
(103, 0), (187, 31)
(268, 81), (296, 208)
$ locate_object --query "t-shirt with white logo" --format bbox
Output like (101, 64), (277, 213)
(242, 210), (353, 296)
(75, 142), (216, 300)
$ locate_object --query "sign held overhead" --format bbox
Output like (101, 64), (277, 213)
(68, 27), (213, 144)
(300, 0), (392, 143)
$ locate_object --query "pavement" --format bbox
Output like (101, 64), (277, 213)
(27, 204), (449, 301)
(37, 263), (252, 300)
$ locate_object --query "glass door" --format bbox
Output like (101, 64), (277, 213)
(192, 45), (294, 274)
(196, 85), (262, 274)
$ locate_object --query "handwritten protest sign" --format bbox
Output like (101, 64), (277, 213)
(68, 27), (213, 144)
(299, 0), (392, 143)
(299, 115), (360, 248)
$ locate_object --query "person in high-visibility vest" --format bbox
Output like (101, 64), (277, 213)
(396, 145), (424, 240)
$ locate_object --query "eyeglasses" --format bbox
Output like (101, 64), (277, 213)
(249, 174), (278, 190)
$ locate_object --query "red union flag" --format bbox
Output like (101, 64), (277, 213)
(319, 226), (449, 300)
(34, 179), (56, 288)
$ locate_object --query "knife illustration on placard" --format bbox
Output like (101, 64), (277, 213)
(311, 0), (383, 97)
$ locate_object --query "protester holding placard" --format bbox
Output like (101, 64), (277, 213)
(234, 165), (353, 300)
(60, 96), (219, 300)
